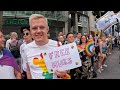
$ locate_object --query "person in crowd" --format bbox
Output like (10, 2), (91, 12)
(20, 27), (33, 79)
(6, 32), (19, 50)
(67, 34), (94, 79)
(5, 32), (22, 67)
(114, 36), (117, 47)
(63, 34), (67, 44)
(58, 31), (63, 36)
(57, 35), (65, 45)
(65, 33), (75, 45)
(112, 36), (115, 50)
(107, 36), (112, 54)
(97, 34), (107, 73)
(24, 14), (70, 79)
(0, 31), (21, 79)
(94, 37), (101, 62)
(75, 32), (81, 45)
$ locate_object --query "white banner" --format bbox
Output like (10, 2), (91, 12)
(96, 11), (116, 31)
(42, 42), (82, 73)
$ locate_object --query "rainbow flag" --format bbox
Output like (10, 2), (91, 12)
(85, 41), (94, 56)
(77, 45), (83, 52)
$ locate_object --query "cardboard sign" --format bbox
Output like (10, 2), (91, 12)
(43, 42), (82, 73)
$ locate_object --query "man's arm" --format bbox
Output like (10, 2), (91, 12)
(14, 69), (21, 79)
(26, 63), (32, 79)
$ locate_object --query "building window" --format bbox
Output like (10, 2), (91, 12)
(83, 17), (87, 22)
(84, 11), (88, 16)
(79, 11), (83, 14)
(79, 16), (82, 22)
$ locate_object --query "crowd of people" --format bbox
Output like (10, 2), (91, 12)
(0, 14), (120, 79)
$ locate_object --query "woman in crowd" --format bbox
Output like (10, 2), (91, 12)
(97, 34), (107, 73)
(66, 33), (94, 79)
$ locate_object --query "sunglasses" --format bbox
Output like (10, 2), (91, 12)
(23, 32), (29, 36)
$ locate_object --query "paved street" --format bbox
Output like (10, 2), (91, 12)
(94, 47), (120, 79)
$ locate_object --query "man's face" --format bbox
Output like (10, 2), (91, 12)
(23, 30), (32, 43)
(30, 18), (49, 42)
(67, 34), (75, 43)
(58, 36), (64, 42)
(0, 32), (5, 49)
(77, 33), (81, 39)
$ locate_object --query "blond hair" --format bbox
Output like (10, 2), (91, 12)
(29, 14), (48, 26)
(10, 32), (18, 39)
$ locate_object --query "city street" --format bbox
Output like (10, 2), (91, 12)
(94, 47), (120, 79)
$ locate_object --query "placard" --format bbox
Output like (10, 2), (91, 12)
(43, 42), (82, 73)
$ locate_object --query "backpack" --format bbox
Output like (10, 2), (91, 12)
(9, 40), (20, 58)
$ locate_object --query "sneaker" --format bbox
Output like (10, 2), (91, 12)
(101, 66), (103, 69)
(97, 69), (101, 73)
(101, 68), (104, 71)
(103, 64), (107, 67)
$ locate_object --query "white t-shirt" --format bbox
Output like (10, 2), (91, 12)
(24, 39), (62, 79)
(5, 39), (11, 51)
(0, 65), (16, 79)
(20, 42), (27, 72)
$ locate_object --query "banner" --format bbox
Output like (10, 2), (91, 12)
(96, 11), (116, 31)
(43, 42), (82, 73)
(117, 12), (120, 22)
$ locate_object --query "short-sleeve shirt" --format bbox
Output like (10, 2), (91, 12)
(24, 39), (62, 79)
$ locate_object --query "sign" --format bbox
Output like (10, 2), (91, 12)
(4, 18), (29, 25)
(43, 42), (82, 73)
(3, 18), (55, 26)
(96, 11), (116, 31)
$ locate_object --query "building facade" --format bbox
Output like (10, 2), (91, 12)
(69, 11), (90, 35)
(88, 11), (98, 36)
(2, 11), (69, 40)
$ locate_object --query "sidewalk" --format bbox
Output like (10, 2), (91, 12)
(93, 47), (120, 79)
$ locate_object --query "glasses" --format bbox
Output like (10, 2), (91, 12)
(23, 32), (29, 36)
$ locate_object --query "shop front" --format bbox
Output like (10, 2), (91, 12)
(2, 18), (65, 40)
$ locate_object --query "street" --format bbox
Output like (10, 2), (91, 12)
(94, 47), (120, 79)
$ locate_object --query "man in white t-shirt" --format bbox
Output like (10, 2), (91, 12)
(20, 27), (33, 79)
(24, 14), (70, 79)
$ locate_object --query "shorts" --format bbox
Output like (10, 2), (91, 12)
(98, 53), (106, 58)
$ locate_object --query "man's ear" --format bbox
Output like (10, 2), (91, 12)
(47, 26), (49, 32)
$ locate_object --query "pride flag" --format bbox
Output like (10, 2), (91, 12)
(85, 41), (94, 56)
(77, 45), (83, 52)
(0, 48), (20, 72)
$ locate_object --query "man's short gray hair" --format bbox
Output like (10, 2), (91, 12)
(29, 14), (48, 26)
